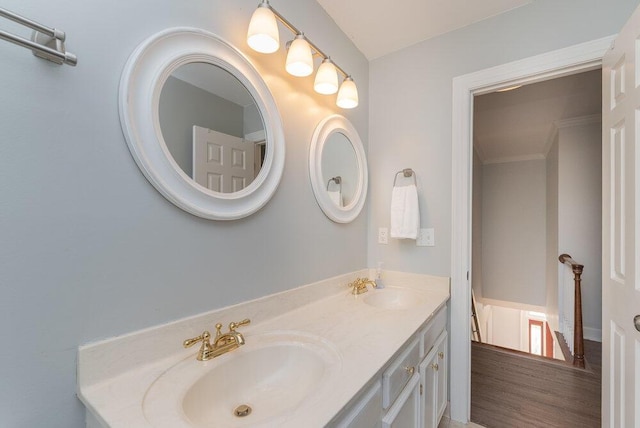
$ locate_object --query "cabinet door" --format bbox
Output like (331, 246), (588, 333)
(333, 381), (382, 428)
(419, 347), (438, 428)
(419, 331), (448, 428)
(435, 332), (448, 422)
(381, 375), (420, 428)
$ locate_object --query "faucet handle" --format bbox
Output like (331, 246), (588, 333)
(183, 331), (215, 361)
(229, 318), (251, 332)
(348, 278), (362, 288)
(183, 331), (211, 348)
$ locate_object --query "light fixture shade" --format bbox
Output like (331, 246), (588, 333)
(285, 34), (313, 77)
(247, 4), (280, 54)
(337, 77), (358, 109)
(314, 58), (339, 95)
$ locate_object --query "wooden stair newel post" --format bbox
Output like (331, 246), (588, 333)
(558, 253), (585, 369)
(571, 263), (584, 368)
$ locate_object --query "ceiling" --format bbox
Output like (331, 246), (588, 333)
(313, 0), (601, 163)
(315, 0), (534, 60)
(473, 69), (602, 164)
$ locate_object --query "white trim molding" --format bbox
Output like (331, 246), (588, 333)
(543, 113), (603, 158)
(583, 326), (603, 343)
(450, 35), (614, 423)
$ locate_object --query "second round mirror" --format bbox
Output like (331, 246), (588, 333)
(309, 115), (368, 223)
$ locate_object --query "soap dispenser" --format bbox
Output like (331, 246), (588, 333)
(374, 262), (385, 289)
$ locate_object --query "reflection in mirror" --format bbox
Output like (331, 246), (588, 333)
(120, 28), (285, 220)
(158, 63), (266, 193)
(309, 115), (367, 223)
(321, 132), (358, 207)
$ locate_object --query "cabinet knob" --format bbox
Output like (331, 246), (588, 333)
(438, 352), (444, 359)
(404, 366), (415, 376)
(431, 362), (439, 371)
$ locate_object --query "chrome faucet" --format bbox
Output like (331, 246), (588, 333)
(349, 277), (375, 295)
(183, 318), (251, 361)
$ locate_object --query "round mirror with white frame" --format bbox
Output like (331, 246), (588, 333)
(119, 27), (285, 220)
(309, 115), (368, 223)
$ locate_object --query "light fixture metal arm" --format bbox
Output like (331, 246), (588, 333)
(266, 3), (349, 79)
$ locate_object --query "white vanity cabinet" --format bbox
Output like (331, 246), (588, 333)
(330, 305), (448, 428)
(335, 381), (383, 428)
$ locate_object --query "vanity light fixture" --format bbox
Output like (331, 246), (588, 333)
(247, 3), (280, 53)
(336, 76), (358, 109)
(246, 0), (358, 108)
(285, 33), (313, 77)
(496, 84), (522, 92)
(314, 58), (339, 95)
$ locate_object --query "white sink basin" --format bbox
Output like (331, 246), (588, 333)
(363, 287), (427, 310)
(143, 331), (341, 427)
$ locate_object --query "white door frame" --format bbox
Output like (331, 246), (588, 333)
(449, 35), (615, 422)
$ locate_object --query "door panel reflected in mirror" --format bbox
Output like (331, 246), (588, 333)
(158, 63), (266, 193)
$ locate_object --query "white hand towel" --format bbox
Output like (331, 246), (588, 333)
(327, 190), (343, 207)
(390, 184), (419, 239)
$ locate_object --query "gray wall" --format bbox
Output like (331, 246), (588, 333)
(481, 160), (547, 306)
(159, 76), (245, 176)
(471, 149), (483, 299)
(0, 0), (368, 426)
(367, 0), (639, 275)
(546, 135), (560, 319)
(244, 103), (264, 136)
(558, 121), (602, 335)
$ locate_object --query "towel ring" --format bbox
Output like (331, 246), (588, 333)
(393, 168), (416, 187)
(326, 176), (342, 194)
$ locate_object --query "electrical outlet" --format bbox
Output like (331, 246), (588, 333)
(378, 227), (388, 244)
(416, 228), (435, 247)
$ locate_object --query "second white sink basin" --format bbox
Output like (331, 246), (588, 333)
(363, 287), (427, 310)
(143, 331), (341, 427)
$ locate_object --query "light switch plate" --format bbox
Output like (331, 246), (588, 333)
(378, 227), (388, 244)
(416, 228), (434, 247)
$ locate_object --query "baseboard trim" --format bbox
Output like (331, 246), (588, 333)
(583, 327), (602, 342)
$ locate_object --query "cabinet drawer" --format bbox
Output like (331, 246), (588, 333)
(419, 307), (447, 358)
(382, 338), (420, 409)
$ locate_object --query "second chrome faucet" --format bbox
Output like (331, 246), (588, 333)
(183, 318), (251, 361)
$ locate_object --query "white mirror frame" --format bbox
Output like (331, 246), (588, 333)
(309, 115), (368, 223)
(119, 27), (285, 220)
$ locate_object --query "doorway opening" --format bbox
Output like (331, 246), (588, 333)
(449, 35), (614, 423)
(471, 70), (602, 363)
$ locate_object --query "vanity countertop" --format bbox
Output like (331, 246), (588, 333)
(77, 270), (449, 427)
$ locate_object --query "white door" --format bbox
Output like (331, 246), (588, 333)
(192, 125), (255, 193)
(602, 5), (640, 426)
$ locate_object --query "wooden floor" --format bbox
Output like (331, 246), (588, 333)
(470, 340), (601, 428)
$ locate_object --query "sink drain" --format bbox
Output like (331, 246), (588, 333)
(234, 404), (252, 417)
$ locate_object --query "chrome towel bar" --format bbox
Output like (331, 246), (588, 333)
(0, 7), (77, 66)
(393, 168), (416, 187)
